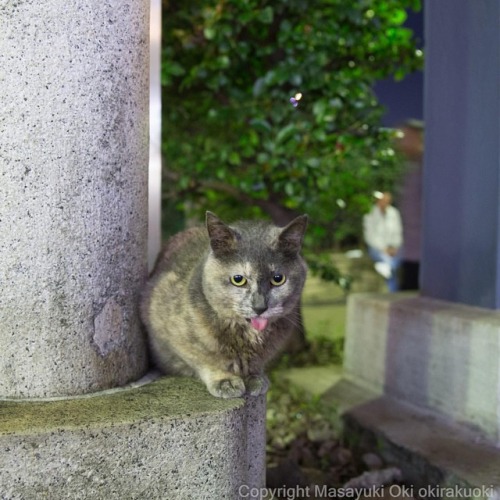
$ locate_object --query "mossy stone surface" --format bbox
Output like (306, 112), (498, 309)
(0, 376), (265, 499)
(0, 376), (245, 435)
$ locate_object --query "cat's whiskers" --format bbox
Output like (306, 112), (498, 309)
(280, 309), (303, 330)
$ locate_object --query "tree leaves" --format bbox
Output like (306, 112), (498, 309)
(161, 0), (423, 243)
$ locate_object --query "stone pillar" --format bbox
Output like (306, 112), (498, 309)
(0, 0), (150, 398)
(421, 0), (500, 308)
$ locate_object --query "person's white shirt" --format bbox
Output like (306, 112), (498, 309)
(363, 205), (403, 252)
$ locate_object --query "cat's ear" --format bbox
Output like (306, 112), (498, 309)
(277, 215), (308, 255)
(206, 211), (240, 257)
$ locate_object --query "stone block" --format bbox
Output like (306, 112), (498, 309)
(344, 293), (500, 441)
(0, 376), (265, 499)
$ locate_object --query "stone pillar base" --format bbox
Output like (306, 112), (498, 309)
(0, 376), (265, 498)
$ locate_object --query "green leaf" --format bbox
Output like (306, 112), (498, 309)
(284, 182), (295, 196)
(259, 6), (274, 24)
(306, 158), (321, 168)
(313, 100), (327, 120)
(276, 124), (297, 144)
(166, 62), (185, 77)
(250, 119), (272, 133)
(203, 27), (216, 40)
(389, 9), (407, 25)
(228, 152), (241, 166)
(317, 176), (330, 190)
(257, 152), (270, 164)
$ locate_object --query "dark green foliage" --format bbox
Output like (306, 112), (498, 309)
(161, 0), (423, 248)
(276, 336), (345, 369)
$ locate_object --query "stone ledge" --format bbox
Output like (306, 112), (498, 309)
(324, 378), (500, 495)
(0, 376), (265, 499)
(344, 292), (500, 441)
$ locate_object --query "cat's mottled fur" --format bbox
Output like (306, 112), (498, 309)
(140, 212), (308, 398)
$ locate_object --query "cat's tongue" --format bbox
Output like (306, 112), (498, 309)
(250, 317), (269, 331)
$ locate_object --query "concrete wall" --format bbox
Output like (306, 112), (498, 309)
(0, 0), (150, 398)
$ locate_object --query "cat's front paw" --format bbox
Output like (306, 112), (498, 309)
(207, 377), (246, 399)
(245, 374), (269, 396)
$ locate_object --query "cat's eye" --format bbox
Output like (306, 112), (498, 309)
(270, 274), (286, 286)
(230, 275), (247, 287)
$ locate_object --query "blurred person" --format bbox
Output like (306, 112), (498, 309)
(396, 120), (424, 290)
(363, 191), (403, 292)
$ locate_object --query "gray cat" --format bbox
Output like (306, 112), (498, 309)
(140, 212), (308, 398)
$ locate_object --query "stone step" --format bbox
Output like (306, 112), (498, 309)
(0, 375), (265, 499)
(276, 361), (500, 494)
(324, 378), (500, 496)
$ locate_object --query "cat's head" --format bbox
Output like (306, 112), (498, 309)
(202, 212), (308, 331)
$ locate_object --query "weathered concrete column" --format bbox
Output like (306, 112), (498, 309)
(0, 0), (150, 397)
(421, 0), (500, 309)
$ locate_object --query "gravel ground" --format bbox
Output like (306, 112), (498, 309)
(266, 349), (406, 500)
